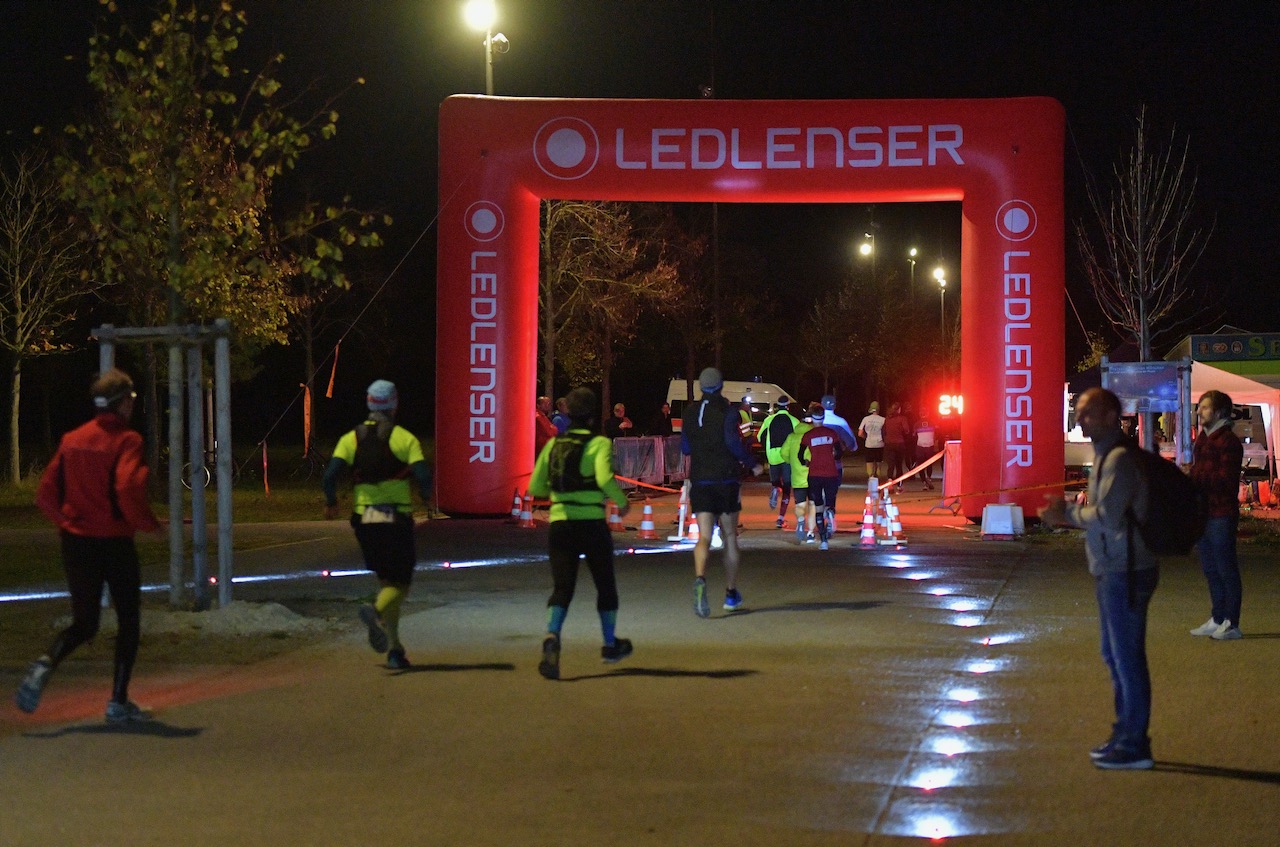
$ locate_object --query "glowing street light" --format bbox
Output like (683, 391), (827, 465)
(859, 232), (876, 280)
(907, 246), (918, 299)
(463, 0), (509, 95)
(938, 276), (948, 337)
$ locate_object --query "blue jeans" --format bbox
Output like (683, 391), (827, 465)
(1095, 568), (1158, 752)
(1196, 514), (1242, 628)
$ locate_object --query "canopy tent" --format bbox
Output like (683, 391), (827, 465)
(1190, 361), (1280, 479)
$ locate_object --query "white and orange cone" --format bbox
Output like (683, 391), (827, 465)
(859, 495), (878, 548)
(510, 489), (522, 521)
(608, 501), (625, 532)
(638, 499), (658, 539)
(519, 492), (535, 528)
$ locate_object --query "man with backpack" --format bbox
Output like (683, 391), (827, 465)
(527, 387), (634, 679)
(761, 397), (799, 528)
(1039, 387), (1157, 770)
(324, 380), (432, 670)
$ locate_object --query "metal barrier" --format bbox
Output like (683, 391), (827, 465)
(613, 436), (688, 489)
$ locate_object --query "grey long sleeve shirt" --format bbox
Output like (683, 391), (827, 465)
(1064, 430), (1157, 576)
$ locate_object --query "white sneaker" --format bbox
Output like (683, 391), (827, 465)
(1189, 617), (1221, 637)
(1211, 621), (1243, 641)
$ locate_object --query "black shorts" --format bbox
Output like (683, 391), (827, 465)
(792, 486), (810, 504)
(809, 476), (840, 509)
(690, 482), (741, 516)
(862, 447), (884, 462)
(351, 511), (416, 585)
(769, 463), (792, 488)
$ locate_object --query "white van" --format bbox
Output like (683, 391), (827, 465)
(666, 379), (796, 436)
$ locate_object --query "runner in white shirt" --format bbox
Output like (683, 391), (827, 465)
(857, 401), (886, 483)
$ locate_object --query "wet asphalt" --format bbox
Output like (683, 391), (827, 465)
(1, 483), (1278, 846)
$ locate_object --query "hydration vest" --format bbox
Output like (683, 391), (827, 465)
(353, 418), (408, 484)
(548, 433), (599, 494)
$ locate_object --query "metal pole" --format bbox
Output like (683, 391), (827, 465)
(167, 343), (184, 607)
(187, 342), (209, 610)
(214, 320), (233, 607)
(484, 28), (493, 95)
(98, 325), (115, 372)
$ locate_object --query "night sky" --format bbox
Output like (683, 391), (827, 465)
(2, 0), (1278, 438)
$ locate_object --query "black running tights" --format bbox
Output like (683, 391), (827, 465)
(546, 519), (619, 612)
(48, 532), (142, 703)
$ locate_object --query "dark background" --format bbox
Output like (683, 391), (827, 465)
(2, 0), (1276, 453)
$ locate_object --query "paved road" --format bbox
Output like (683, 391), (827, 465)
(2, 483), (1278, 845)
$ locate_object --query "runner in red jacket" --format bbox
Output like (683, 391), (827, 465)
(800, 409), (844, 550)
(17, 369), (161, 722)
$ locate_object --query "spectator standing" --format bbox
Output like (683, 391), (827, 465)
(652, 402), (674, 437)
(527, 387), (634, 680)
(550, 396), (571, 435)
(883, 403), (914, 488)
(681, 367), (764, 616)
(17, 369), (162, 722)
(323, 380), (432, 670)
(1188, 390), (1245, 640)
(535, 395), (557, 455)
(760, 397), (800, 528)
(858, 401), (886, 483)
(800, 407), (844, 551)
(603, 403), (634, 439)
(1038, 387), (1158, 770)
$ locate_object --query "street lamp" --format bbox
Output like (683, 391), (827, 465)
(859, 232), (876, 281)
(463, 0), (508, 95)
(938, 276), (948, 337)
(907, 247), (918, 299)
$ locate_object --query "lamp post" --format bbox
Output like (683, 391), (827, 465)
(907, 247), (918, 300)
(859, 232), (876, 281)
(463, 0), (508, 95)
(938, 276), (948, 343)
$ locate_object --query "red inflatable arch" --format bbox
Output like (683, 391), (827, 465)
(437, 96), (1065, 519)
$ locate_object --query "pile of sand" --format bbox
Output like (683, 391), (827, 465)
(53, 601), (339, 638)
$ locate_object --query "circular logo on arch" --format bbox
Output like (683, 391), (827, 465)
(995, 200), (1038, 242)
(533, 117), (600, 180)
(464, 201), (504, 242)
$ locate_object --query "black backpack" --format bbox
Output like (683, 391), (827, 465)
(1110, 439), (1206, 556)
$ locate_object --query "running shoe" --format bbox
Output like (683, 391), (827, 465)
(723, 588), (744, 612)
(1093, 745), (1154, 770)
(538, 634), (561, 680)
(693, 577), (710, 618)
(105, 700), (152, 724)
(386, 648), (411, 670)
(15, 659), (52, 714)
(805, 532), (815, 544)
(795, 526), (806, 542)
(769, 488), (779, 509)
(601, 637), (634, 663)
(775, 516), (785, 529)
(819, 540), (829, 551)
(358, 604), (389, 653)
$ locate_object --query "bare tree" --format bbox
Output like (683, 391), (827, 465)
(0, 150), (95, 483)
(1075, 107), (1212, 361)
(539, 200), (679, 414)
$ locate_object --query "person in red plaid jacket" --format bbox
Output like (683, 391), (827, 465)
(1188, 390), (1245, 641)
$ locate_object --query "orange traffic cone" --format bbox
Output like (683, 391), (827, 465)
(638, 499), (658, 539)
(686, 509), (700, 543)
(608, 501), (625, 532)
(859, 495), (878, 548)
(878, 492), (907, 547)
(519, 492), (535, 528)
(510, 489), (522, 521)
